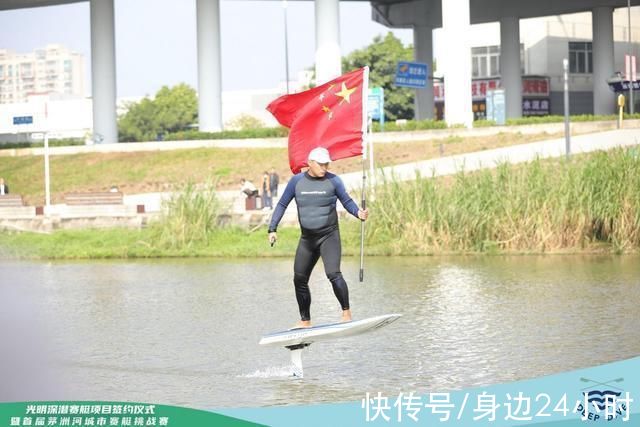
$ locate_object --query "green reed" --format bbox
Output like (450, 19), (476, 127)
(151, 181), (222, 249)
(368, 148), (640, 254)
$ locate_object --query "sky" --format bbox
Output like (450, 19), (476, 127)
(0, 0), (414, 97)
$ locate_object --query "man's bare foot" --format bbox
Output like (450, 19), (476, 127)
(290, 320), (312, 330)
(341, 309), (352, 322)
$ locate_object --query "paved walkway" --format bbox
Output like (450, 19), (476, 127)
(2, 120), (637, 158)
(339, 127), (640, 189)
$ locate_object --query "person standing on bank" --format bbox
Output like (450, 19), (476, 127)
(269, 167), (280, 199)
(261, 170), (272, 209)
(268, 147), (369, 328)
(0, 178), (9, 195)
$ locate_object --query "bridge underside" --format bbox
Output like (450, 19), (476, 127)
(371, 0), (640, 28)
(3, 0), (639, 23)
(0, 0), (82, 11)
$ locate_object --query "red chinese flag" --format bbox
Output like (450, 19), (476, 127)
(267, 67), (368, 173)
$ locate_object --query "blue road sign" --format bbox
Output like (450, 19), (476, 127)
(608, 80), (640, 92)
(368, 87), (385, 130)
(486, 89), (506, 125)
(368, 87), (384, 119)
(395, 61), (428, 89)
(13, 116), (33, 125)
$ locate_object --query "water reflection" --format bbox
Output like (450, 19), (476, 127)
(0, 255), (638, 408)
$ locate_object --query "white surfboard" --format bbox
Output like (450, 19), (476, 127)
(259, 314), (402, 377)
(260, 313), (402, 347)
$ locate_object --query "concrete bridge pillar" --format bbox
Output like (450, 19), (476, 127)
(442, 0), (473, 127)
(414, 25), (434, 120)
(592, 7), (615, 115)
(315, 0), (342, 84)
(197, 0), (223, 132)
(500, 16), (522, 119)
(90, 0), (118, 143)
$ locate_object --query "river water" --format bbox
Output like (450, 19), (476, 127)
(1, 256), (638, 409)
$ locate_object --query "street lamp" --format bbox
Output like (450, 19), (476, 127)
(283, 0), (290, 94)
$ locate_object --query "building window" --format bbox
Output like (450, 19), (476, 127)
(472, 46), (500, 78)
(21, 62), (33, 78)
(569, 42), (592, 74)
(472, 45), (524, 78)
(46, 60), (58, 74)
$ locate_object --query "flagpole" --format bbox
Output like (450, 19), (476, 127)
(359, 145), (366, 283)
(359, 66), (369, 283)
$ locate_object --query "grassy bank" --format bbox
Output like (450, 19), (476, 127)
(0, 130), (593, 205)
(2, 148), (639, 258)
(0, 223), (381, 259)
(0, 227), (298, 259)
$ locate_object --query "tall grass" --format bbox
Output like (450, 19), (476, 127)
(151, 181), (223, 249)
(369, 148), (640, 254)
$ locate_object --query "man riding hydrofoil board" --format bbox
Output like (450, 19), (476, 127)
(266, 67), (371, 329)
(268, 147), (368, 329)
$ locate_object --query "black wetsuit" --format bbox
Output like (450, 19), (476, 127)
(268, 171), (361, 321)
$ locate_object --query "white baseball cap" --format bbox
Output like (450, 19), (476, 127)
(308, 147), (332, 164)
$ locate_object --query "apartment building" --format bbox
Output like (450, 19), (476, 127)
(0, 44), (85, 104)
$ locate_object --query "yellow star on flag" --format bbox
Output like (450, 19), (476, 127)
(335, 82), (357, 104)
(322, 105), (333, 120)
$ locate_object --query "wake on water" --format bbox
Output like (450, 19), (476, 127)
(240, 366), (296, 378)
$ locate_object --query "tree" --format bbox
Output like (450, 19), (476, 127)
(118, 83), (198, 142)
(342, 32), (415, 121)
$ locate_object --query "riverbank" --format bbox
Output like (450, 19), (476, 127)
(0, 222), (406, 259)
(2, 147), (639, 259)
(2, 120), (638, 205)
(0, 220), (631, 260)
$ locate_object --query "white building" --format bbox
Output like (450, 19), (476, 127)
(0, 93), (92, 143)
(0, 44), (85, 104)
(0, 84), (296, 143)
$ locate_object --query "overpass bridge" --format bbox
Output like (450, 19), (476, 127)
(2, 0), (640, 139)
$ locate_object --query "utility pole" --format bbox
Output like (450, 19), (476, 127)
(283, 0), (290, 94)
(563, 59), (571, 159)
